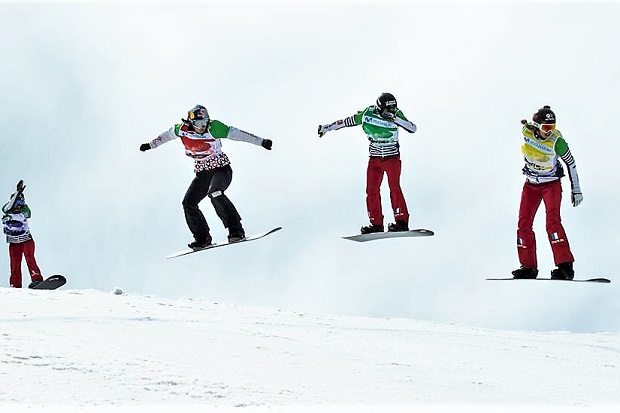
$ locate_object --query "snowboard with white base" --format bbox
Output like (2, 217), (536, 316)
(166, 227), (282, 259)
(343, 228), (434, 242)
(486, 277), (611, 283)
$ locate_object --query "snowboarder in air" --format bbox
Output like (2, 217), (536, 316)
(140, 104), (273, 250)
(512, 105), (582, 280)
(2, 180), (45, 288)
(318, 93), (418, 234)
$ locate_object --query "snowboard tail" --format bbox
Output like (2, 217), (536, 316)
(166, 227), (282, 259)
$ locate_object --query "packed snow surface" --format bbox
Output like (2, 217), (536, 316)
(1, 288), (619, 412)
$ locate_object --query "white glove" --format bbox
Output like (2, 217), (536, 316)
(571, 191), (583, 207)
(318, 124), (330, 138)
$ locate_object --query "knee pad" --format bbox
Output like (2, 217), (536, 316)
(208, 190), (224, 199)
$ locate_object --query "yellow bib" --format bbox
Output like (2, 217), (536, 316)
(521, 129), (560, 172)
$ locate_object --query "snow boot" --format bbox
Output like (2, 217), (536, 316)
(551, 262), (574, 280)
(360, 224), (384, 234)
(228, 225), (246, 243)
(28, 280), (42, 289)
(512, 267), (539, 279)
(188, 237), (212, 251)
(388, 220), (409, 232)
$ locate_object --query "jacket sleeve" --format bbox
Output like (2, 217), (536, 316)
(394, 110), (417, 133)
(556, 137), (581, 193)
(18, 205), (31, 219)
(321, 109), (365, 134)
(149, 125), (180, 149)
(209, 120), (266, 147)
(2, 192), (19, 213)
(227, 127), (265, 146)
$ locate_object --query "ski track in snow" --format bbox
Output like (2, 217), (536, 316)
(1, 288), (619, 410)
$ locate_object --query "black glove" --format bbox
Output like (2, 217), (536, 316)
(16, 180), (25, 193)
(140, 143), (151, 152)
(261, 139), (273, 150)
(521, 119), (537, 132)
(381, 111), (395, 120)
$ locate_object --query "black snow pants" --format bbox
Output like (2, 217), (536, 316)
(182, 165), (242, 243)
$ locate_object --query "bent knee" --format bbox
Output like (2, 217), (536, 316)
(182, 197), (199, 209)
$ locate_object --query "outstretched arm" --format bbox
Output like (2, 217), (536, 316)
(227, 127), (272, 150)
(140, 126), (179, 151)
(318, 113), (361, 137)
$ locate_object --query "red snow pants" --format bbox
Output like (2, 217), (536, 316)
(517, 179), (574, 269)
(366, 156), (409, 226)
(8, 239), (43, 288)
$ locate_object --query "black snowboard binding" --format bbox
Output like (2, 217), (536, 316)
(360, 224), (384, 234)
(227, 225), (246, 243)
(388, 221), (409, 232)
(28, 280), (43, 289)
(551, 262), (575, 280)
(188, 238), (212, 251)
(512, 267), (539, 279)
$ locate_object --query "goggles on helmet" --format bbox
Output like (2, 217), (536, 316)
(14, 197), (25, 208)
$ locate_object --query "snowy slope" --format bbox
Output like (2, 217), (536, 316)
(1, 287), (619, 412)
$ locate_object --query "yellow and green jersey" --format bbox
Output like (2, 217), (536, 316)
(520, 126), (581, 192)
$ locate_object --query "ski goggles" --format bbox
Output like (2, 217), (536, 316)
(190, 118), (209, 129)
(534, 122), (556, 134)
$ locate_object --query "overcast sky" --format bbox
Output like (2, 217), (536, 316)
(1, 1), (619, 333)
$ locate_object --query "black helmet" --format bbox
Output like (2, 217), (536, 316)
(532, 105), (556, 124)
(376, 93), (398, 114)
(185, 104), (210, 130)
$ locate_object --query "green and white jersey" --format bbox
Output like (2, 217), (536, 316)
(521, 126), (581, 192)
(322, 105), (417, 157)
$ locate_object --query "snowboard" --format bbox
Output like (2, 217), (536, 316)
(343, 228), (434, 242)
(31, 274), (67, 290)
(486, 277), (611, 283)
(166, 227), (282, 259)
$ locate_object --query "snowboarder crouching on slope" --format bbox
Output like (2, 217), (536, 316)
(512, 105), (582, 281)
(318, 92), (417, 234)
(140, 104), (273, 250)
(2, 180), (44, 288)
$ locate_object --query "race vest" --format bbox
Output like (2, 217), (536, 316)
(175, 121), (230, 160)
(521, 128), (562, 173)
(2, 210), (32, 243)
(355, 106), (400, 144)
